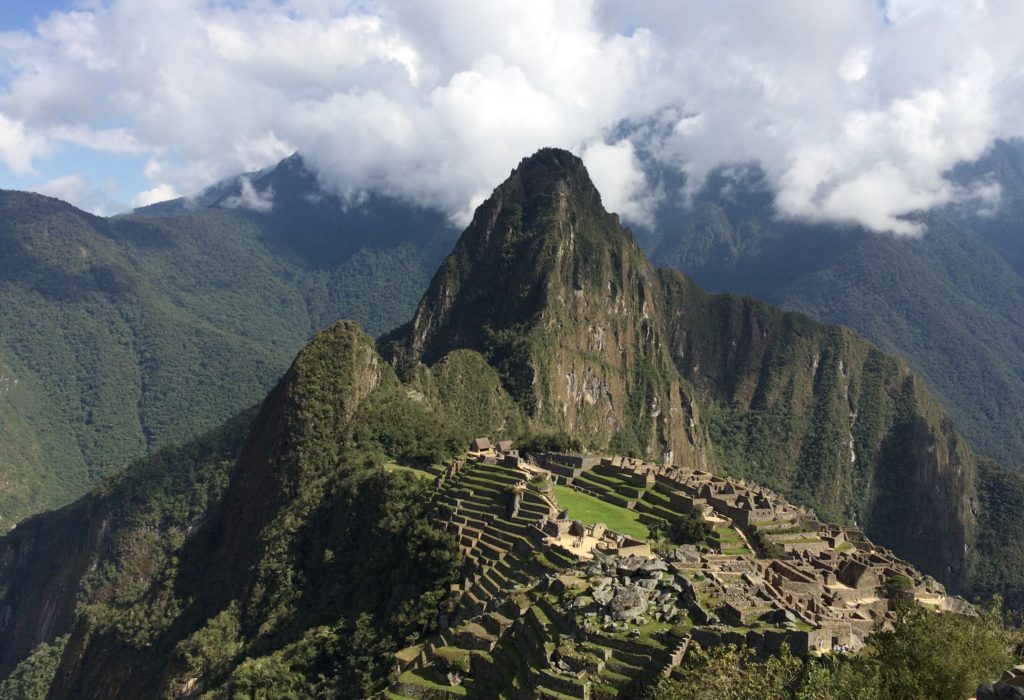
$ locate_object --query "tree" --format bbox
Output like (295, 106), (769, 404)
(648, 644), (802, 700)
(869, 602), (1017, 700)
(667, 511), (712, 545)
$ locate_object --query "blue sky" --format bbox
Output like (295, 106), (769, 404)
(0, 1), (69, 31)
(0, 1), (1020, 230)
(0, 0), (152, 211)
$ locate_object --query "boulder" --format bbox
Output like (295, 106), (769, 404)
(617, 556), (646, 576)
(610, 587), (648, 622)
(641, 559), (669, 574)
(977, 682), (1024, 700)
(677, 545), (701, 563)
(593, 588), (614, 606)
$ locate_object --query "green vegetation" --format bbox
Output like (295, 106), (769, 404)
(3, 146), (1024, 697)
(0, 637), (67, 700)
(517, 432), (583, 455)
(750, 528), (786, 559)
(382, 146), (1024, 604)
(384, 462), (436, 480)
(648, 603), (1022, 700)
(0, 323), (465, 698)
(552, 485), (649, 539)
(0, 171), (454, 526)
(879, 574), (914, 600)
(972, 458), (1024, 613)
(651, 145), (1024, 476)
(0, 407), (254, 677)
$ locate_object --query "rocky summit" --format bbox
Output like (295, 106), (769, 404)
(385, 148), (1019, 598)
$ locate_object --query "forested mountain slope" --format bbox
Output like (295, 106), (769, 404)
(650, 141), (1024, 473)
(0, 157), (454, 525)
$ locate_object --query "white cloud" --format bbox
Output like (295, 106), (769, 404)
(35, 173), (121, 215)
(1, 0), (1023, 233)
(582, 139), (660, 227)
(132, 183), (179, 208)
(0, 113), (48, 174)
(221, 176), (273, 212)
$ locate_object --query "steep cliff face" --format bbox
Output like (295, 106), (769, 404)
(42, 321), (464, 698)
(0, 411), (250, 677)
(659, 280), (977, 584)
(384, 149), (708, 465)
(386, 148), (982, 590)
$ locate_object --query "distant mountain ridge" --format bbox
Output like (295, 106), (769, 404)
(649, 140), (1024, 473)
(0, 156), (455, 525)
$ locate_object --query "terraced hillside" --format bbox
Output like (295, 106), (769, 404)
(387, 445), (963, 699)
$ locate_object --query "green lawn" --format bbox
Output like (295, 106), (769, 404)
(722, 547), (751, 556)
(552, 485), (649, 539)
(383, 461), (436, 480)
(397, 667), (467, 696)
(711, 525), (743, 542)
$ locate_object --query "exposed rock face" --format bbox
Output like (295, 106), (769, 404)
(383, 149), (708, 466)
(384, 148), (985, 593)
(609, 586), (648, 622)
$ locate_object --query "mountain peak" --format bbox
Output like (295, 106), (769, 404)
(510, 147), (590, 184)
(386, 146), (637, 367)
(381, 147), (698, 462)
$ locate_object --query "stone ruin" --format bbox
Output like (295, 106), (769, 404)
(388, 446), (976, 698)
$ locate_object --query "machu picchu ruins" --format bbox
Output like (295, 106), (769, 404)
(387, 440), (971, 699)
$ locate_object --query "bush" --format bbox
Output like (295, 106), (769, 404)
(517, 432), (582, 454)
(434, 647), (471, 675)
(879, 574), (913, 600)
(667, 512), (712, 545)
(750, 528), (785, 559)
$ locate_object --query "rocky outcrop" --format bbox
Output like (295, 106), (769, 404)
(977, 665), (1024, 699)
(384, 148), (985, 592)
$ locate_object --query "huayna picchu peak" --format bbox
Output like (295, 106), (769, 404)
(384, 149), (1004, 600)
(0, 148), (1022, 698)
(383, 147), (708, 467)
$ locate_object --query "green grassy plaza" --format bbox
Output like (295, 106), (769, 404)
(552, 485), (649, 539)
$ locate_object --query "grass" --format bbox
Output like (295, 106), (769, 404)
(384, 461), (436, 480)
(722, 547), (751, 556)
(552, 485), (649, 539)
(397, 667), (468, 696)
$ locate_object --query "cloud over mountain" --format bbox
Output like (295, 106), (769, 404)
(1, 0), (1022, 233)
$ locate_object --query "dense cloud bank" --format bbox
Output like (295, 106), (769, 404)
(1, 0), (1022, 232)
